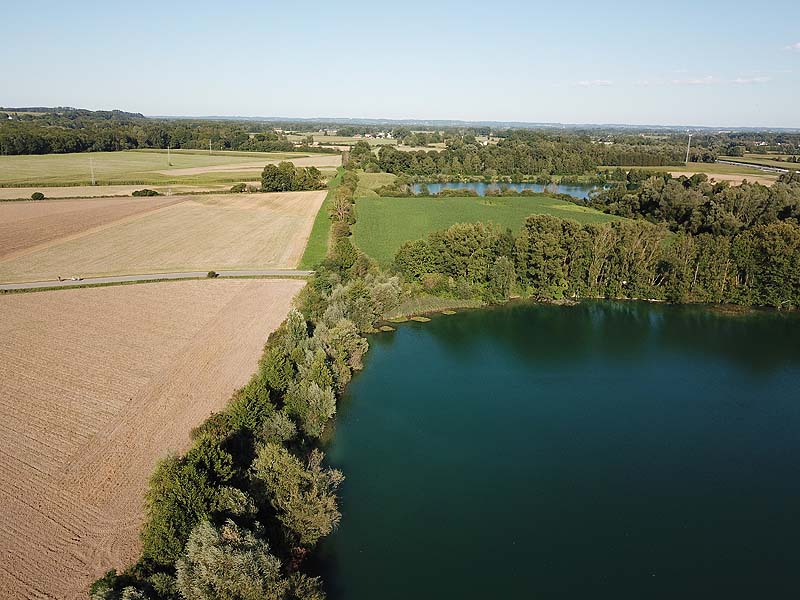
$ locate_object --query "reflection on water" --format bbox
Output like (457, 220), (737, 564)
(320, 301), (800, 600)
(411, 181), (601, 199)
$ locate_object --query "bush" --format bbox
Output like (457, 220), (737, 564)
(132, 189), (160, 197)
(31, 191), (45, 200)
(261, 162), (323, 192)
(250, 444), (343, 547)
(176, 520), (286, 600)
(330, 220), (351, 240)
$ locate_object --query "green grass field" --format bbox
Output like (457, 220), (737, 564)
(299, 168), (344, 268)
(0, 149), (335, 186)
(353, 195), (620, 264)
(720, 154), (798, 170)
(354, 171), (397, 197)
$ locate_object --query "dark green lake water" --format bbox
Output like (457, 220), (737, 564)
(319, 301), (800, 599)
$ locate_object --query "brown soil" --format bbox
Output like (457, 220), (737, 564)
(0, 196), (184, 260)
(0, 279), (305, 600)
(667, 171), (777, 186)
(0, 191), (326, 283)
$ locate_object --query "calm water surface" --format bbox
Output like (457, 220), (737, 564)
(320, 301), (800, 599)
(411, 181), (600, 199)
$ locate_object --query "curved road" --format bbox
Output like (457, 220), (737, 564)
(0, 269), (314, 291)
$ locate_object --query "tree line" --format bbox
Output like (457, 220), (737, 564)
(0, 109), (337, 155)
(582, 172), (800, 236)
(393, 215), (800, 310)
(366, 134), (687, 179)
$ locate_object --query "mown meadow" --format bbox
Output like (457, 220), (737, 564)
(352, 194), (620, 264)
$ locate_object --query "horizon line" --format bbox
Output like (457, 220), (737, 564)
(3, 105), (799, 131)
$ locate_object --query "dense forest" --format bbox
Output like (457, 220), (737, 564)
(0, 109), (334, 155)
(581, 171), (800, 235)
(394, 215), (799, 310)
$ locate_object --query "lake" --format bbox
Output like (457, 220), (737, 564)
(320, 301), (800, 599)
(411, 181), (600, 199)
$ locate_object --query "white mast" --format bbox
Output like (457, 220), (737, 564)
(685, 133), (693, 165)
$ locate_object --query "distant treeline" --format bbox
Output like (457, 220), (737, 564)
(0, 109), (337, 155)
(583, 171), (800, 235)
(356, 132), (689, 178)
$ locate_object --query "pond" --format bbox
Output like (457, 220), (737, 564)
(411, 181), (600, 199)
(320, 301), (800, 599)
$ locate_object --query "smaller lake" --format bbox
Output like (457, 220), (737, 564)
(411, 181), (600, 199)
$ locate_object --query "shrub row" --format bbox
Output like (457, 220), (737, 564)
(91, 175), (401, 600)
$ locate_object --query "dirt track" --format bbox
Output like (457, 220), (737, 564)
(0, 278), (305, 600)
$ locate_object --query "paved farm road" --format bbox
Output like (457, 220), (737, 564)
(0, 269), (313, 291)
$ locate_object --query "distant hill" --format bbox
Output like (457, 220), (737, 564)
(2, 107), (798, 132)
(153, 115), (800, 134)
(0, 107), (145, 120)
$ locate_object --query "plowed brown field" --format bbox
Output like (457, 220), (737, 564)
(0, 191), (326, 282)
(0, 196), (183, 260)
(0, 278), (305, 600)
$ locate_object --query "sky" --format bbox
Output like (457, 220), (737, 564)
(3, 0), (799, 127)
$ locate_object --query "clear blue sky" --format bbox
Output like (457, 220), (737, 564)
(3, 0), (799, 127)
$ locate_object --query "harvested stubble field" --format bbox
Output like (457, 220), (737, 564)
(0, 191), (326, 282)
(0, 149), (341, 186)
(0, 195), (183, 259)
(0, 279), (305, 600)
(666, 170), (777, 186)
(609, 164), (778, 186)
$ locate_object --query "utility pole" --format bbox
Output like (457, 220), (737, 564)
(685, 133), (693, 165)
(90, 157), (95, 186)
(167, 144), (172, 166)
(209, 140), (212, 156)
